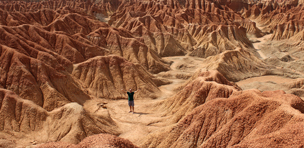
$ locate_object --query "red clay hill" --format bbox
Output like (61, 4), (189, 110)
(0, 0), (304, 148)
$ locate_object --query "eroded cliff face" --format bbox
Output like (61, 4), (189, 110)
(1, 0), (304, 147)
(141, 88), (304, 148)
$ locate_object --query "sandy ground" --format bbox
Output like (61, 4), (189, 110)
(241, 19), (302, 90)
(236, 75), (297, 86)
(106, 99), (164, 145)
(85, 56), (206, 145)
(249, 20), (272, 59)
(251, 34), (272, 59)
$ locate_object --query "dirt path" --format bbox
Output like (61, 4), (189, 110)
(248, 20), (273, 59)
(251, 34), (272, 59)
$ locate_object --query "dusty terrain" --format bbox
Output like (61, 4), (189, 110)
(1, 0), (304, 148)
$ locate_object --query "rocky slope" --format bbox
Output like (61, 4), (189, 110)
(158, 70), (239, 123)
(109, 0), (261, 58)
(200, 48), (301, 81)
(0, 44), (90, 111)
(1, 0), (304, 147)
(0, 1), (168, 146)
(0, 89), (119, 147)
(37, 134), (139, 148)
(141, 74), (304, 148)
(72, 55), (163, 99)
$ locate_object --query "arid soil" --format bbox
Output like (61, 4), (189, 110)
(1, 0), (304, 148)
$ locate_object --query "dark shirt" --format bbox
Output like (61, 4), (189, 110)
(127, 92), (134, 101)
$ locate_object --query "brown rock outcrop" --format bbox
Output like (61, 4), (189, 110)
(200, 48), (296, 81)
(142, 86), (304, 148)
(188, 24), (253, 58)
(0, 45), (90, 111)
(0, 24), (108, 65)
(37, 134), (138, 148)
(242, 0), (304, 40)
(0, 89), (119, 147)
(182, 70), (242, 90)
(271, 19), (304, 40)
(109, 0), (260, 58)
(72, 55), (163, 99)
(1, 0), (304, 148)
(0, 0), (122, 18)
(86, 27), (170, 73)
(157, 70), (238, 123)
(0, 3), (170, 73)
(109, 2), (190, 57)
(0, 0), (172, 114)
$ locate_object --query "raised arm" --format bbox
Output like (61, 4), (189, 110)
(134, 88), (140, 93)
(121, 89), (127, 93)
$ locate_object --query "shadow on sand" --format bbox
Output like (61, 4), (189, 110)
(133, 112), (149, 116)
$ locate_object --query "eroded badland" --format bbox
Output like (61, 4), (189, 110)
(0, 0), (304, 147)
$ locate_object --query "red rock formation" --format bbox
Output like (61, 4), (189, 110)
(199, 48), (300, 81)
(0, 0), (173, 113)
(201, 48), (270, 81)
(72, 55), (163, 99)
(0, 0), (303, 148)
(0, 44), (91, 111)
(86, 27), (170, 73)
(242, 0), (304, 40)
(0, 89), (119, 147)
(37, 134), (138, 148)
(0, 2), (170, 115)
(0, 0), (122, 18)
(157, 70), (238, 123)
(271, 20), (304, 40)
(109, 0), (261, 59)
(183, 70), (242, 90)
(0, 24), (108, 64)
(188, 24), (253, 58)
(142, 81), (304, 148)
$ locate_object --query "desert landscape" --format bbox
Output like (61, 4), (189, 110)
(0, 0), (304, 147)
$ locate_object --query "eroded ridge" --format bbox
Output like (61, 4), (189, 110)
(0, 0), (304, 148)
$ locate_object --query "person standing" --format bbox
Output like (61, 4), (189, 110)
(121, 88), (140, 113)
